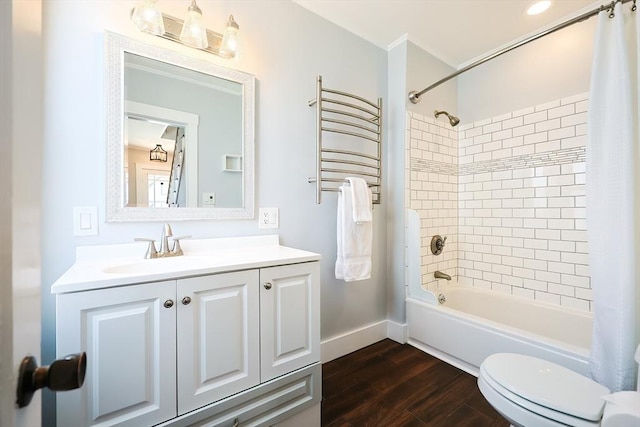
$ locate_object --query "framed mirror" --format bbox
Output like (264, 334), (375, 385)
(105, 32), (254, 221)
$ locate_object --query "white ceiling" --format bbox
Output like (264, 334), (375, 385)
(127, 118), (176, 152)
(293, 0), (601, 68)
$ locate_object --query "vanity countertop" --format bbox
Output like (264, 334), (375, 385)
(52, 235), (321, 294)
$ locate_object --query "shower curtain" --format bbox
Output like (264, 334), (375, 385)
(587, 1), (639, 392)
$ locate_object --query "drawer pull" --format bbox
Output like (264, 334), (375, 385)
(232, 418), (239, 427)
(264, 282), (272, 290)
(182, 296), (191, 305)
(164, 299), (174, 308)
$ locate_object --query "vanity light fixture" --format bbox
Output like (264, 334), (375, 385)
(150, 144), (168, 162)
(130, 0), (240, 58)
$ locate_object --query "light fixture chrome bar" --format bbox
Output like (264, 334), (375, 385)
(408, 0), (634, 103)
(141, 11), (235, 59)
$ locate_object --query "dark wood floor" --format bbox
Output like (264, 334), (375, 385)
(321, 339), (510, 427)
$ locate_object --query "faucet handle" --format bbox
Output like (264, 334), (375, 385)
(430, 234), (447, 255)
(134, 238), (158, 259)
(171, 235), (191, 256)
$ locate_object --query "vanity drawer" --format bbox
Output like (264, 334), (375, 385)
(158, 363), (321, 427)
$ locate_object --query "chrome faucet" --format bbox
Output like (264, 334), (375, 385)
(135, 223), (190, 259)
(160, 223), (173, 255)
(434, 271), (451, 281)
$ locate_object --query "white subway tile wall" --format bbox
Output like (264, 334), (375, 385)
(406, 92), (592, 311)
(406, 113), (458, 293)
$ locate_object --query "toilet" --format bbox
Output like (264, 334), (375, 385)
(478, 347), (640, 427)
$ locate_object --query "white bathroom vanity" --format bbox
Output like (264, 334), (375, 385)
(52, 235), (321, 427)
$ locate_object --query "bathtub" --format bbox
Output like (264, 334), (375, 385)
(407, 285), (592, 377)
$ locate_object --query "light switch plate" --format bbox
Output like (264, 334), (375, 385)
(73, 206), (98, 236)
(258, 208), (279, 229)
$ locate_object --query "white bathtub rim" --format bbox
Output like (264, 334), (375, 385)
(406, 295), (591, 362)
(410, 283), (593, 348)
(415, 283), (593, 320)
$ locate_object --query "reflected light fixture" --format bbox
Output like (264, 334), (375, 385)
(130, 0), (240, 59)
(526, 0), (552, 15)
(150, 144), (168, 162)
(180, 0), (208, 49)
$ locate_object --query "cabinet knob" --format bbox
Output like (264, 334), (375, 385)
(182, 296), (191, 305)
(264, 282), (272, 290)
(164, 299), (174, 308)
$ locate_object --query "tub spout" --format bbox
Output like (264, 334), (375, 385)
(434, 271), (451, 281)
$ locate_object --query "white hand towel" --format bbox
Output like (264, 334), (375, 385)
(335, 184), (372, 282)
(345, 177), (372, 222)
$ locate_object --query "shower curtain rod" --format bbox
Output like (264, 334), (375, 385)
(408, 0), (635, 104)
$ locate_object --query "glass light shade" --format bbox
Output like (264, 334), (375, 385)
(150, 144), (168, 162)
(131, 0), (165, 35)
(179, 1), (209, 49)
(220, 15), (240, 56)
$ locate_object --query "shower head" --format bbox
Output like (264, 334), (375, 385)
(434, 110), (460, 127)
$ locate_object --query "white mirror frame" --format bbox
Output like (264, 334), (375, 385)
(105, 32), (255, 221)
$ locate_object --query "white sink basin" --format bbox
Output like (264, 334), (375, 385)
(103, 255), (222, 275)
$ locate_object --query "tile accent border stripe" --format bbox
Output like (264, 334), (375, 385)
(412, 147), (586, 176)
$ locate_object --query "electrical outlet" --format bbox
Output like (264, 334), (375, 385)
(258, 208), (279, 229)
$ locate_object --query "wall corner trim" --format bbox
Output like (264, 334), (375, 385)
(387, 34), (408, 51)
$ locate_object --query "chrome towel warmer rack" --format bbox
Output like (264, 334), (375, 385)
(308, 75), (382, 204)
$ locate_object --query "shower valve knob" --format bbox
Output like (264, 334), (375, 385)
(431, 235), (447, 256)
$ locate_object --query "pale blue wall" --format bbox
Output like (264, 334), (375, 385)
(458, 18), (595, 122)
(41, 1), (388, 424)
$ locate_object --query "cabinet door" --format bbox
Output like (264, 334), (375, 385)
(260, 262), (320, 382)
(56, 281), (177, 427)
(177, 270), (260, 415)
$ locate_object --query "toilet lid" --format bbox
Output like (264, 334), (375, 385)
(482, 353), (610, 422)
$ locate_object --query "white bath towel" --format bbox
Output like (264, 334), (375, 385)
(335, 183), (372, 282)
(345, 177), (372, 222)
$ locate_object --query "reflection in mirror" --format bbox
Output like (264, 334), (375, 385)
(125, 116), (184, 208)
(106, 32), (255, 221)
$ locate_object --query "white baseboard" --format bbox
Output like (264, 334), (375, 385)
(321, 320), (408, 363)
